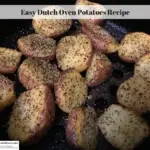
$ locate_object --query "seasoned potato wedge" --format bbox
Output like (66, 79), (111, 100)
(17, 34), (56, 61)
(117, 76), (150, 114)
(76, 0), (104, 25)
(0, 48), (22, 74)
(55, 69), (88, 113)
(56, 34), (93, 72)
(33, 6), (72, 38)
(82, 22), (119, 54)
(18, 58), (60, 90)
(135, 53), (150, 81)
(86, 52), (112, 86)
(118, 32), (150, 62)
(66, 107), (98, 149)
(0, 74), (16, 111)
(8, 85), (55, 145)
(98, 104), (149, 150)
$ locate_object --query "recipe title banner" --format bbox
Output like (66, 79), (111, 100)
(1, 5), (150, 19)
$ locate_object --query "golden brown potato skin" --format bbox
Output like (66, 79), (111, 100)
(17, 34), (56, 61)
(0, 74), (16, 111)
(82, 22), (119, 54)
(8, 85), (55, 145)
(86, 52), (112, 86)
(118, 32), (150, 63)
(66, 107), (98, 150)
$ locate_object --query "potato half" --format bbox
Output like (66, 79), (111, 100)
(33, 6), (72, 38)
(76, 0), (104, 25)
(0, 74), (16, 111)
(56, 34), (93, 72)
(82, 22), (119, 54)
(66, 107), (98, 150)
(55, 69), (88, 113)
(8, 85), (55, 145)
(135, 53), (150, 81)
(0, 48), (22, 74)
(86, 52), (112, 86)
(17, 34), (56, 61)
(118, 32), (150, 62)
(117, 76), (150, 114)
(18, 58), (60, 90)
(98, 104), (149, 150)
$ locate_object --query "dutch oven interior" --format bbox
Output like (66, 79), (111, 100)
(0, 0), (150, 149)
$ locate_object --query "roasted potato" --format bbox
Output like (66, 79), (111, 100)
(0, 74), (16, 111)
(86, 52), (112, 86)
(82, 22), (119, 54)
(0, 47), (22, 74)
(8, 85), (55, 145)
(33, 6), (72, 38)
(55, 69), (88, 113)
(66, 107), (98, 150)
(18, 58), (60, 90)
(56, 34), (93, 72)
(134, 53), (150, 81)
(117, 76), (150, 114)
(75, 0), (104, 25)
(98, 104), (149, 150)
(118, 32), (150, 62)
(17, 34), (56, 61)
